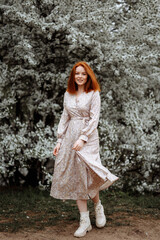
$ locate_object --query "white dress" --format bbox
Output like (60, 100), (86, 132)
(50, 90), (119, 200)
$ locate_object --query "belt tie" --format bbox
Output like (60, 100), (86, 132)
(70, 116), (90, 125)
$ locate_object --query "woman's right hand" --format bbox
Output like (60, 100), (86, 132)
(53, 143), (61, 156)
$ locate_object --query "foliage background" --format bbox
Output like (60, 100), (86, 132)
(0, 0), (159, 193)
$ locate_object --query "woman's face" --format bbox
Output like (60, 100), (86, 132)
(75, 65), (88, 87)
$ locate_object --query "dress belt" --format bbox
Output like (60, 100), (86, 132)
(70, 116), (90, 125)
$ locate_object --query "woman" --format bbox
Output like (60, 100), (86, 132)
(50, 61), (118, 237)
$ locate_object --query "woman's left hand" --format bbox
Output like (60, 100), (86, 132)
(72, 139), (85, 151)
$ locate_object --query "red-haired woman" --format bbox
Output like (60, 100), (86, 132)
(50, 61), (118, 237)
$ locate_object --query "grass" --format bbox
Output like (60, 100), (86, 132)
(0, 186), (160, 232)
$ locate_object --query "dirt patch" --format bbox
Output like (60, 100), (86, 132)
(0, 216), (160, 240)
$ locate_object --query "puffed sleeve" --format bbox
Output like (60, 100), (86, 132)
(57, 92), (70, 144)
(79, 91), (101, 142)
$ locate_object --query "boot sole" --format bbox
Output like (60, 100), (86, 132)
(74, 225), (92, 237)
(96, 219), (106, 228)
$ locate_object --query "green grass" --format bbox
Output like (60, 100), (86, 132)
(0, 187), (159, 232)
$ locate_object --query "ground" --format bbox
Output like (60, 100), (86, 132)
(0, 215), (160, 240)
(1, 188), (160, 239)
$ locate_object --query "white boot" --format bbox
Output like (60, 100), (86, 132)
(74, 211), (92, 238)
(94, 200), (106, 228)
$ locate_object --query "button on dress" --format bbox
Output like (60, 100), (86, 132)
(50, 90), (119, 200)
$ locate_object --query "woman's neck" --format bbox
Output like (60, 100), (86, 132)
(77, 86), (85, 93)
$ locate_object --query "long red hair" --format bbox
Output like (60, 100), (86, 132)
(66, 61), (101, 94)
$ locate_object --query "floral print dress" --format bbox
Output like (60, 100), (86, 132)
(50, 90), (119, 200)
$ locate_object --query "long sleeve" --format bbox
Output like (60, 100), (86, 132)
(57, 92), (70, 144)
(79, 91), (101, 142)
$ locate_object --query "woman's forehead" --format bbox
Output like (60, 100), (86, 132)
(75, 65), (86, 72)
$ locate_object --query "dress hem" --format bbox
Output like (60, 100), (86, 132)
(50, 176), (119, 201)
(50, 193), (90, 201)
